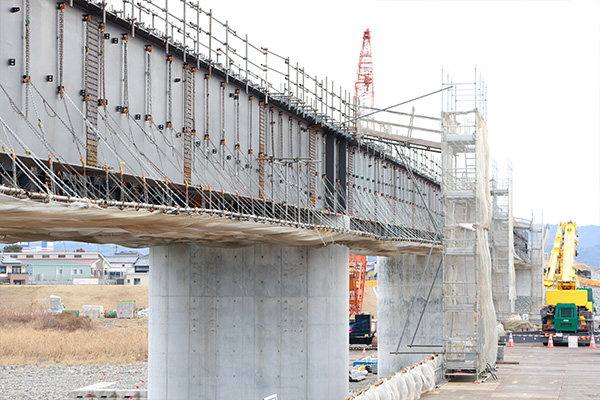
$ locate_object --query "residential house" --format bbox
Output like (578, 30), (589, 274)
(126, 255), (149, 285)
(4, 251), (105, 282)
(104, 251), (145, 280)
(0, 255), (28, 284)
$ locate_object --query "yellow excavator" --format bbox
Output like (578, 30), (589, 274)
(541, 221), (594, 344)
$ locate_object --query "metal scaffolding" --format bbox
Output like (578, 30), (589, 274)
(441, 72), (497, 379)
(529, 214), (545, 323)
(490, 164), (515, 321)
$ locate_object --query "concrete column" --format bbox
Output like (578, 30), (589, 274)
(149, 243), (349, 400)
(378, 254), (443, 378)
(515, 267), (533, 314)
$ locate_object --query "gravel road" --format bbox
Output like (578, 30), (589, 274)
(0, 363), (147, 400)
(0, 362), (378, 399)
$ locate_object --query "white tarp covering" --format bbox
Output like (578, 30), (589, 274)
(348, 354), (443, 400)
(0, 191), (438, 256)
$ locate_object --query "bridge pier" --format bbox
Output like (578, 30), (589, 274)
(149, 243), (349, 400)
(515, 266), (534, 315)
(377, 254), (443, 377)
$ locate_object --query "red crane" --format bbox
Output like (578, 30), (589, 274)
(349, 255), (368, 317)
(355, 29), (374, 108)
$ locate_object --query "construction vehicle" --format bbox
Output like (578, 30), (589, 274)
(540, 221), (594, 344)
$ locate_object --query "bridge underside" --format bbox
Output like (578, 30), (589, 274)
(0, 192), (439, 256)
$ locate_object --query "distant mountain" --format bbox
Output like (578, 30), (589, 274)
(0, 241), (149, 257)
(545, 224), (600, 268)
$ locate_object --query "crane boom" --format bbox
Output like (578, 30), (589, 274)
(543, 221), (578, 289)
(543, 222), (564, 288)
(559, 222), (578, 290)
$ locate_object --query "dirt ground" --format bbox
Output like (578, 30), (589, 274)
(361, 286), (377, 318)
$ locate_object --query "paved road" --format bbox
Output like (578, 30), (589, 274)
(421, 343), (600, 399)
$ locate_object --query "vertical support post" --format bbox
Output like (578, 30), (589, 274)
(208, 9), (212, 76)
(225, 20), (229, 83)
(325, 132), (335, 212)
(195, 2), (199, 64)
(295, 62), (299, 100)
(245, 34), (249, 93)
(286, 58), (290, 97)
(165, 0), (169, 53)
(337, 137), (347, 214)
(263, 48), (268, 104)
(11, 150), (16, 188)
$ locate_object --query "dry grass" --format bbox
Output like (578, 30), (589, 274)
(0, 310), (94, 331)
(0, 285), (148, 365)
(0, 319), (147, 365)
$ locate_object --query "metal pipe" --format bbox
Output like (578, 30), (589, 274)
(208, 9), (212, 76)
(165, 0), (169, 53)
(225, 20), (229, 82)
(182, 1), (186, 62)
(245, 34), (248, 92)
(345, 87), (452, 125)
(195, 2), (199, 57)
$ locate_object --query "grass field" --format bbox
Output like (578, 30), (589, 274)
(0, 285), (149, 365)
(0, 285), (148, 313)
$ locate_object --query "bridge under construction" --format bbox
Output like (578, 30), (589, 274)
(0, 1), (544, 399)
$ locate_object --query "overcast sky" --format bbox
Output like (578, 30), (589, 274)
(196, 0), (600, 226)
(116, 0), (600, 225)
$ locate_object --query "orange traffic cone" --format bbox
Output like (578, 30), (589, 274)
(590, 335), (597, 349)
(547, 335), (554, 348)
(507, 333), (515, 348)
(362, 347), (366, 356)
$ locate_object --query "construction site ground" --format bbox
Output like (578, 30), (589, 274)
(421, 342), (600, 399)
(349, 348), (379, 394)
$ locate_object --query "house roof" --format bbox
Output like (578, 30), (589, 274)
(134, 256), (149, 267)
(105, 255), (139, 264)
(26, 260), (96, 267)
(0, 255), (23, 265)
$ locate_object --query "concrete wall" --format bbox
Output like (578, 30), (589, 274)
(378, 254), (443, 378)
(149, 243), (349, 400)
